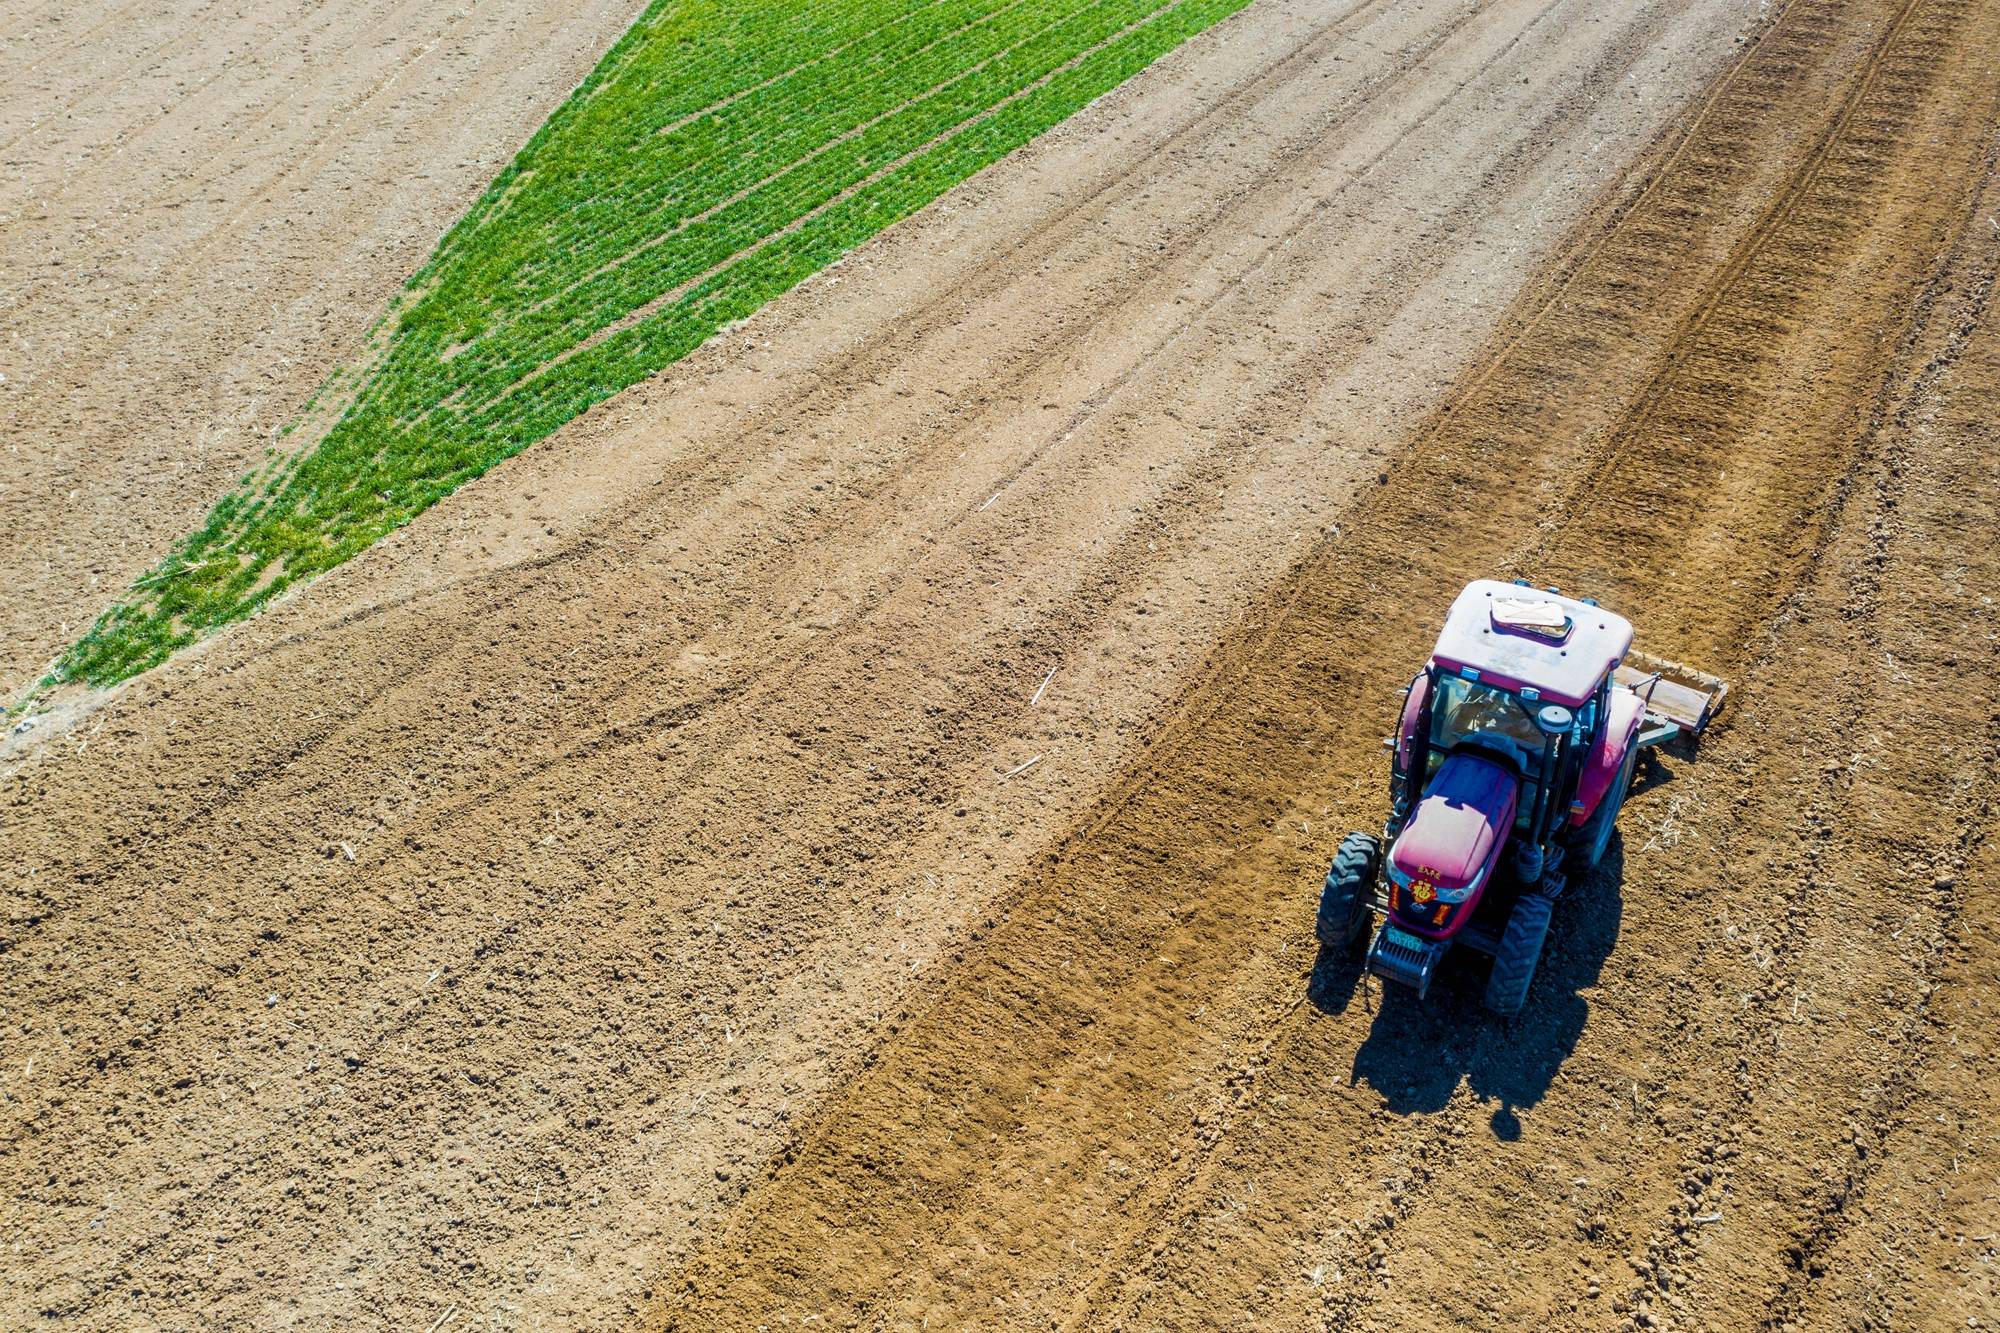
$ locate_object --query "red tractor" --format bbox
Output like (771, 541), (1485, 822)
(1317, 579), (1725, 1015)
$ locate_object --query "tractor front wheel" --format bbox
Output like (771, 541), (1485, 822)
(1484, 891), (1554, 1017)
(1316, 832), (1380, 951)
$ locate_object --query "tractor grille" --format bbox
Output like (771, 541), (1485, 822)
(1367, 922), (1449, 998)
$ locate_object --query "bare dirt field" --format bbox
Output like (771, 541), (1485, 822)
(0, 0), (645, 691)
(6, 0), (1999, 1328)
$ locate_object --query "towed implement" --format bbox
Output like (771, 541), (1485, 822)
(1316, 579), (1726, 1016)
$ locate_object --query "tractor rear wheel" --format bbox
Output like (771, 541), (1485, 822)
(1316, 832), (1380, 951)
(1572, 744), (1637, 873)
(1483, 891), (1553, 1017)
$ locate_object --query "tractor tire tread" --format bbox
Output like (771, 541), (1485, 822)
(1317, 832), (1380, 951)
(1484, 891), (1554, 1017)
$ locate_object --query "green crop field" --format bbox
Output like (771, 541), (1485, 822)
(55, 0), (1252, 687)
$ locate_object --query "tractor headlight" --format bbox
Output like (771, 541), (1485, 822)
(1431, 859), (1492, 905)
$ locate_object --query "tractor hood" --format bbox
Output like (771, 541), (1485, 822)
(1390, 751), (1519, 892)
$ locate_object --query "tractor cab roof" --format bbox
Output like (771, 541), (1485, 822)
(1429, 579), (1633, 709)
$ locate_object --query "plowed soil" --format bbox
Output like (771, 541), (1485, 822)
(0, 0), (645, 690)
(6, 0), (1999, 1328)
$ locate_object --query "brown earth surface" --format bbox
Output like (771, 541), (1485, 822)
(6, 0), (2000, 1328)
(0, 0), (646, 691)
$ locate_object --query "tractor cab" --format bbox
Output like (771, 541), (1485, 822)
(1391, 581), (1634, 859)
(1314, 579), (1727, 1015)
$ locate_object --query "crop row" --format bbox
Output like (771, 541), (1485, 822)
(59, 0), (1250, 684)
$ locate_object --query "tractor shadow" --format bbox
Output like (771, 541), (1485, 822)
(1311, 841), (1627, 1140)
(1631, 749), (1676, 799)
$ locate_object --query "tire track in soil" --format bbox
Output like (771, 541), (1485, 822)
(0, 0), (507, 344)
(645, 0), (2000, 1324)
(1516, 5), (2000, 1323)
(1644, 205), (2000, 1333)
(1071, 0), (1915, 1304)
(1577, 130), (2000, 1324)
(1788, 258), (2000, 1329)
(0, 0), (234, 145)
(0, 0), (434, 228)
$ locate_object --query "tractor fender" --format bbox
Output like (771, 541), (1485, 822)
(1394, 670), (1429, 779)
(1571, 685), (1645, 827)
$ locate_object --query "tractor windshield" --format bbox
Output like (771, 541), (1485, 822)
(1428, 673), (1548, 775)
